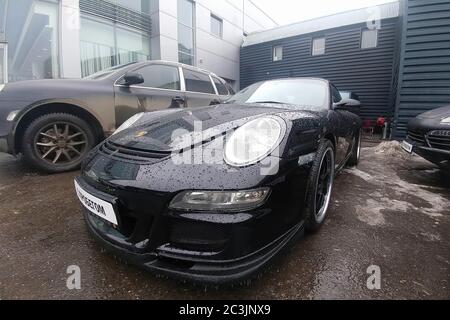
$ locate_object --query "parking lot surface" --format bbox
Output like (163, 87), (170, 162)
(0, 142), (449, 299)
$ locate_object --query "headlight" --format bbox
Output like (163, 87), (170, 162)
(0, 84), (5, 92)
(224, 116), (285, 167)
(169, 188), (270, 212)
(441, 116), (450, 124)
(113, 112), (144, 135)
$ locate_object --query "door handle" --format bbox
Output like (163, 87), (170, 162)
(171, 96), (185, 108)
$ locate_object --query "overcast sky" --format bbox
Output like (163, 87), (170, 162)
(251, 0), (398, 26)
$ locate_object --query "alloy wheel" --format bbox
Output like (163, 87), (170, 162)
(33, 122), (88, 165)
(314, 147), (334, 223)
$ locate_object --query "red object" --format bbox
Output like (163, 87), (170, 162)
(377, 117), (386, 126)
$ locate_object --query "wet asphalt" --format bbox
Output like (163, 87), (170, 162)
(0, 141), (449, 300)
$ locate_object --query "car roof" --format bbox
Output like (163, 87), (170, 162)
(134, 60), (222, 79)
(251, 77), (330, 86)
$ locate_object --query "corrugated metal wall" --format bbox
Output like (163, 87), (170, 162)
(240, 18), (399, 121)
(393, 0), (450, 138)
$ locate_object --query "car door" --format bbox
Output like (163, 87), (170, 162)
(182, 68), (220, 107)
(330, 84), (353, 168)
(114, 63), (185, 126)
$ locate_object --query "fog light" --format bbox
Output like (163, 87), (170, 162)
(169, 188), (270, 212)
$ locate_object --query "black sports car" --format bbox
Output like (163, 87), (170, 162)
(74, 78), (362, 283)
(403, 105), (450, 169)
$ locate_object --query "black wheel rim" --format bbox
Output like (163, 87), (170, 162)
(315, 148), (334, 222)
(34, 122), (88, 165)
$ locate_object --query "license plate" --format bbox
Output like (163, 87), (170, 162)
(74, 180), (118, 225)
(402, 140), (413, 154)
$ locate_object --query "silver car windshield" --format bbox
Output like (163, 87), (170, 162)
(226, 79), (329, 110)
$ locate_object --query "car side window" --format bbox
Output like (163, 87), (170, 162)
(212, 76), (229, 95)
(331, 85), (342, 103)
(183, 69), (215, 94)
(135, 64), (181, 90)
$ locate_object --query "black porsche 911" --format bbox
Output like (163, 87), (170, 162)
(74, 78), (362, 283)
(402, 105), (450, 170)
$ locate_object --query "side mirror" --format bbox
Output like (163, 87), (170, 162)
(334, 98), (361, 109)
(123, 72), (144, 86)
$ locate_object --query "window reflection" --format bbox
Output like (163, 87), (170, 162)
(0, 0), (59, 83)
(80, 16), (150, 77)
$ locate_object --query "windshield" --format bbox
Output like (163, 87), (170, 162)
(226, 79), (329, 110)
(83, 62), (137, 80)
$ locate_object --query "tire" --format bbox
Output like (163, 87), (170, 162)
(347, 129), (362, 167)
(305, 140), (335, 232)
(21, 113), (96, 173)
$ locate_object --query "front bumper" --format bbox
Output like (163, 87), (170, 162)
(75, 157), (309, 283)
(404, 138), (450, 168)
(85, 209), (303, 284)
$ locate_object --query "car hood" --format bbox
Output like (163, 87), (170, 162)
(109, 103), (321, 153)
(0, 78), (106, 101)
(416, 105), (450, 119)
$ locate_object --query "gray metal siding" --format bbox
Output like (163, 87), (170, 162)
(393, 0), (450, 138)
(240, 18), (399, 120)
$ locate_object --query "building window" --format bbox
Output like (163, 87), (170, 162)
(361, 29), (378, 49)
(210, 14), (223, 38)
(312, 38), (325, 55)
(273, 46), (283, 61)
(0, 0), (60, 83)
(177, 0), (195, 66)
(79, 16), (150, 77)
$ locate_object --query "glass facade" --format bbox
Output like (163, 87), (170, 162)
(112, 0), (151, 14)
(0, 0), (59, 83)
(177, 0), (195, 66)
(79, 15), (150, 77)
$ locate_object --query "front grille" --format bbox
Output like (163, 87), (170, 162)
(99, 140), (171, 162)
(427, 130), (450, 151)
(407, 130), (426, 145)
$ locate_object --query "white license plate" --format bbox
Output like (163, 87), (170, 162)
(402, 140), (413, 154)
(74, 180), (118, 225)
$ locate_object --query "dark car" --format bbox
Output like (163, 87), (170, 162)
(0, 61), (233, 173)
(74, 78), (362, 284)
(402, 105), (450, 169)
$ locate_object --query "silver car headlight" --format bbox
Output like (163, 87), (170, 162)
(441, 116), (450, 124)
(224, 116), (285, 167)
(113, 112), (144, 135)
(169, 188), (270, 212)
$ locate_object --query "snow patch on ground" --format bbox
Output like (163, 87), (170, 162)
(343, 143), (446, 225)
(343, 168), (374, 181)
(355, 199), (386, 226)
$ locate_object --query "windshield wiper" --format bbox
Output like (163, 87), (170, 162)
(250, 101), (285, 104)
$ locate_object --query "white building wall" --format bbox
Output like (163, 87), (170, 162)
(60, 0), (81, 78)
(155, 0), (277, 89)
